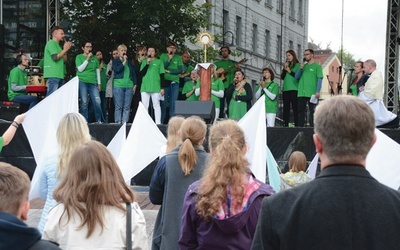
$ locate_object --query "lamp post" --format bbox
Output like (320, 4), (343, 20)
(223, 30), (235, 46)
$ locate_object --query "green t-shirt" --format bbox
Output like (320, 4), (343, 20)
(7, 66), (28, 101)
(282, 62), (300, 91)
(140, 59), (165, 93)
(75, 54), (99, 84)
(0, 137), (3, 152)
(113, 62), (134, 88)
(349, 84), (358, 96)
(214, 59), (236, 89)
(160, 53), (183, 82)
(297, 62), (323, 98)
(256, 81), (279, 113)
(43, 39), (64, 79)
(182, 81), (198, 101)
(228, 88), (248, 120)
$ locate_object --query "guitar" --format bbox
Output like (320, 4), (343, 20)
(216, 58), (248, 81)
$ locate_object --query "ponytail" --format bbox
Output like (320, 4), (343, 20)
(178, 138), (197, 175)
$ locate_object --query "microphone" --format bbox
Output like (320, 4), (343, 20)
(169, 51), (173, 55)
(148, 55), (152, 58)
(263, 77), (266, 81)
(123, 53), (126, 56)
(303, 58), (307, 63)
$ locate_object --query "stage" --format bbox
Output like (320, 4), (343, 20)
(1, 122), (399, 185)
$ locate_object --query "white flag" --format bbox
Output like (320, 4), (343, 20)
(117, 102), (167, 183)
(238, 95), (266, 182)
(306, 153), (319, 179)
(107, 123), (126, 159)
(366, 129), (400, 189)
(25, 77), (79, 199)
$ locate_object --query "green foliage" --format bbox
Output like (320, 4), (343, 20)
(60, 0), (213, 76)
(336, 48), (359, 70)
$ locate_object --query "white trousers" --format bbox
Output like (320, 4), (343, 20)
(266, 113), (276, 127)
(141, 92), (161, 124)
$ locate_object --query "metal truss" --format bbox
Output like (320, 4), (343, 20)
(385, 0), (399, 113)
(46, 0), (59, 39)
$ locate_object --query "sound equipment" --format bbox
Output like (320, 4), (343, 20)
(174, 101), (215, 124)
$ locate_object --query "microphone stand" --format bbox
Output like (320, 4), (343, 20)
(337, 66), (343, 95)
(326, 75), (335, 96)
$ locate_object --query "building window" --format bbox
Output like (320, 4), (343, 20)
(252, 24), (258, 52)
(298, 0), (304, 22)
(277, 35), (282, 61)
(277, 0), (283, 13)
(223, 10), (229, 33)
(289, 0), (295, 19)
(265, 30), (271, 58)
(297, 44), (302, 60)
(289, 40), (294, 50)
(236, 16), (242, 47)
(265, 0), (273, 9)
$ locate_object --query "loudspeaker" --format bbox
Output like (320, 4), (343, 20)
(175, 101), (215, 124)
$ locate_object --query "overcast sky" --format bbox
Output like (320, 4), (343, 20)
(308, 0), (388, 72)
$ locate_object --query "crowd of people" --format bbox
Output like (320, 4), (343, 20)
(2, 94), (400, 249)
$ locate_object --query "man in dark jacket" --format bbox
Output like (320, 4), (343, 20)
(0, 162), (60, 250)
(252, 95), (400, 250)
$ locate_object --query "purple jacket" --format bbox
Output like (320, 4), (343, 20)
(179, 178), (275, 250)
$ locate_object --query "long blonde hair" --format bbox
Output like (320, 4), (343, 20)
(178, 116), (207, 175)
(166, 116), (185, 154)
(196, 120), (250, 221)
(53, 141), (135, 238)
(56, 113), (91, 178)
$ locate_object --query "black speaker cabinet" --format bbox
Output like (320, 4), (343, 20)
(174, 101), (215, 124)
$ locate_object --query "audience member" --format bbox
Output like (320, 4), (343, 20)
(0, 162), (60, 249)
(295, 49), (323, 127)
(359, 59), (398, 127)
(44, 26), (72, 96)
(0, 114), (25, 152)
(179, 120), (274, 249)
(279, 151), (311, 190)
(38, 112), (91, 233)
(159, 116), (185, 158)
(7, 54), (39, 109)
(160, 41), (183, 124)
(140, 45), (165, 124)
(150, 116), (208, 250)
(226, 69), (253, 120)
(112, 44), (137, 124)
(76, 41), (102, 123)
(251, 95), (400, 249)
(281, 49), (300, 126)
(255, 67), (279, 127)
(42, 141), (147, 249)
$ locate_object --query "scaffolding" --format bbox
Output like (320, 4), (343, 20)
(46, 0), (59, 39)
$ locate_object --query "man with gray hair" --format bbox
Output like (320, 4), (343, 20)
(251, 95), (400, 249)
(359, 59), (398, 127)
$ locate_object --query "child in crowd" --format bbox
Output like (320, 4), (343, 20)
(280, 151), (312, 190)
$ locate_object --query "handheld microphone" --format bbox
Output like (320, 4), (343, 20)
(123, 53), (126, 56)
(169, 51), (173, 55)
(141, 54), (145, 57)
(303, 58), (307, 63)
(263, 77), (266, 81)
(148, 55), (152, 58)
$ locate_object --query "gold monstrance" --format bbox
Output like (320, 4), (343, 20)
(197, 31), (214, 63)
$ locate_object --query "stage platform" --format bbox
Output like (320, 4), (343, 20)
(1, 122), (399, 185)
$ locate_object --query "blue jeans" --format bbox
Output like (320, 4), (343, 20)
(100, 91), (107, 123)
(79, 81), (103, 123)
(113, 86), (133, 124)
(46, 78), (64, 96)
(161, 81), (179, 123)
(13, 95), (39, 109)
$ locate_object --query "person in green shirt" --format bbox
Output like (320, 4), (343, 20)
(281, 49), (300, 127)
(214, 46), (240, 119)
(7, 55), (39, 109)
(255, 67), (279, 127)
(295, 49), (323, 127)
(76, 42), (103, 123)
(226, 69), (253, 120)
(96, 50), (108, 123)
(160, 41), (183, 124)
(140, 46), (165, 124)
(0, 114), (25, 152)
(112, 44), (137, 124)
(179, 51), (194, 100)
(182, 71), (199, 101)
(43, 26), (72, 96)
